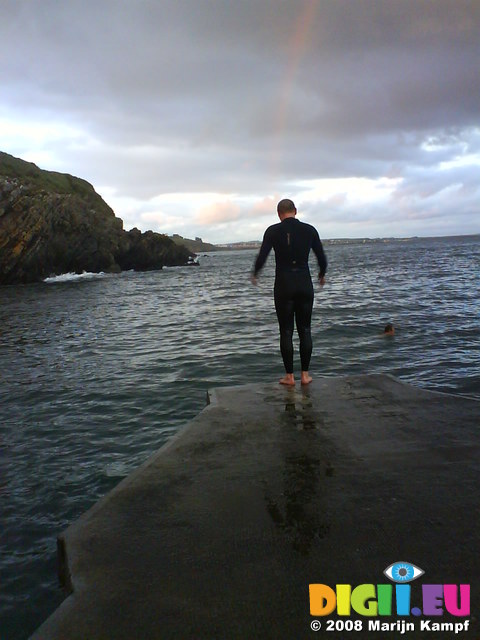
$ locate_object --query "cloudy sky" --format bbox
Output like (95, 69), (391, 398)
(1, 0), (479, 242)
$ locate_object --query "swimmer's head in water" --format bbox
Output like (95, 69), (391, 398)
(384, 323), (395, 334)
(277, 199), (297, 217)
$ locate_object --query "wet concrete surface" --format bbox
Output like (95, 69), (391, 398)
(31, 375), (480, 639)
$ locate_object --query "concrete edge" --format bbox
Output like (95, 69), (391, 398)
(209, 374), (479, 405)
(206, 387), (219, 407)
(381, 373), (480, 401)
(56, 393), (221, 594)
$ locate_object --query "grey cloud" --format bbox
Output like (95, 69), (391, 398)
(5, 1), (479, 135)
(1, 0), (479, 238)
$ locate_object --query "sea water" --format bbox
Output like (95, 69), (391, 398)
(1, 236), (479, 639)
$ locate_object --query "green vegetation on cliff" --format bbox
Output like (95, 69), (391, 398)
(0, 151), (100, 200)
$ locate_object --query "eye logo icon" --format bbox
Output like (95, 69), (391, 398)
(384, 561), (424, 583)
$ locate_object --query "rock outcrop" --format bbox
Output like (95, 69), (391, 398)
(170, 234), (219, 253)
(0, 151), (193, 285)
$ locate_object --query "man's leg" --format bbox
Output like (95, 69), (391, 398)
(295, 292), (314, 384)
(274, 293), (295, 385)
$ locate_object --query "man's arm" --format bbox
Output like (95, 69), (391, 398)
(251, 228), (273, 283)
(311, 229), (327, 280)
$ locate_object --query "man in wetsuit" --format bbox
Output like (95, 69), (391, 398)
(251, 198), (327, 386)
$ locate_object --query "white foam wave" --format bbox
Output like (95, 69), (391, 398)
(43, 271), (106, 283)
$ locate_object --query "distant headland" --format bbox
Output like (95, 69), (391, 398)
(171, 233), (480, 253)
(0, 152), (193, 285)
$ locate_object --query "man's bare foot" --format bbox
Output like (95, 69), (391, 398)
(279, 374), (295, 386)
(301, 372), (313, 385)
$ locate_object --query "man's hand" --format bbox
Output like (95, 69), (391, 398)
(250, 275), (258, 286)
(319, 275), (326, 287)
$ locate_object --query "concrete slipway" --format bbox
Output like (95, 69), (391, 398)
(31, 375), (479, 639)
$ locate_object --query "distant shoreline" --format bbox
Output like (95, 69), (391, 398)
(189, 232), (480, 252)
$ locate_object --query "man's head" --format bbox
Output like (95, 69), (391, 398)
(277, 198), (297, 220)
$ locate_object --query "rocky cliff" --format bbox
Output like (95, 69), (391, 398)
(0, 152), (192, 285)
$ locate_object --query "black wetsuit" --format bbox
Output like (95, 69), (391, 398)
(253, 217), (327, 373)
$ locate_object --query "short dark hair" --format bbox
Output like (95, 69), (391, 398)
(384, 323), (394, 333)
(277, 198), (296, 215)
